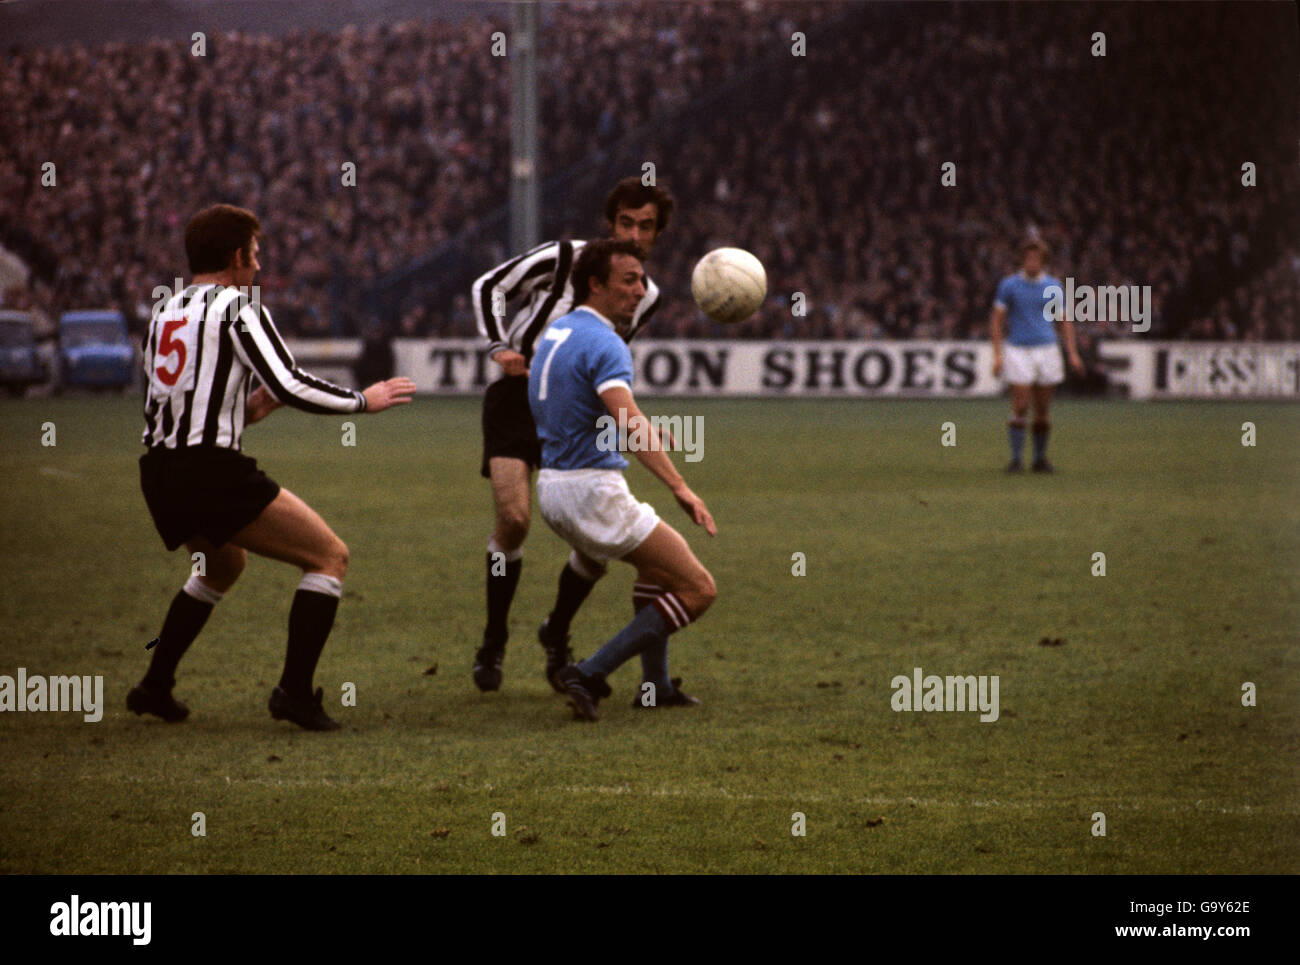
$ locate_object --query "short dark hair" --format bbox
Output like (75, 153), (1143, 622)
(572, 238), (645, 305)
(604, 176), (675, 235)
(186, 204), (261, 274)
(1021, 237), (1050, 259)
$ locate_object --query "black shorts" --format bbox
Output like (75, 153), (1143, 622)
(140, 446), (281, 551)
(480, 374), (541, 478)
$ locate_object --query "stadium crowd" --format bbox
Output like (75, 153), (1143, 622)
(2, 1), (1295, 345)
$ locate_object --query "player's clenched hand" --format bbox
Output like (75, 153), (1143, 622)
(363, 377), (416, 412)
(492, 349), (529, 377)
(992, 351), (1003, 379)
(673, 484), (717, 537)
(1067, 350), (1085, 375)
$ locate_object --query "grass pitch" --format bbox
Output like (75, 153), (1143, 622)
(0, 395), (1296, 874)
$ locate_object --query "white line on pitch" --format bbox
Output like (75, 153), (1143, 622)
(65, 774), (1286, 814)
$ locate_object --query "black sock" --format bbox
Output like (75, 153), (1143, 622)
(485, 553), (522, 647)
(547, 562), (597, 639)
(144, 590), (214, 689)
(278, 589), (340, 699)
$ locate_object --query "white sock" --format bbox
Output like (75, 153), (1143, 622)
(182, 574), (224, 605)
(487, 536), (522, 563)
(298, 573), (343, 598)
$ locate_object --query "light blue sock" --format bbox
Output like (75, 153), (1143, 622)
(1008, 420), (1026, 463)
(579, 605), (670, 679)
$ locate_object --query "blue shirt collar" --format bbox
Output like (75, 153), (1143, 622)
(574, 305), (616, 331)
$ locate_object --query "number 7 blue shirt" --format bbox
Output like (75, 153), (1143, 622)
(528, 306), (635, 471)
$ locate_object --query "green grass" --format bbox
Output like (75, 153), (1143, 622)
(0, 396), (1296, 873)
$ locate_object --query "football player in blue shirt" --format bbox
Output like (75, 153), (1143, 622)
(528, 239), (717, 720)
(990, 239), (1084, 472)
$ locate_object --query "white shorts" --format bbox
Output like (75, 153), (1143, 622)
(537, 468), (660, 565)
(1003, 343), (1064, 386)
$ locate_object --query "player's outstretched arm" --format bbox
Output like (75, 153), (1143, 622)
(248, 377), (413, 419)
(234, 301), (370, 414)
(362, 377), (416, 412)
(599, 385), (716, 536)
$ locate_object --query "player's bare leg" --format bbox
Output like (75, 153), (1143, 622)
(556, 522), (716, 719)
(231, 489), (348, 575)
(489, 456), (532, 553)
(129, 537), (247, 723)
(228, 488), (350, 730)
(473, 456), (531, 691)
(1030, 383), (1055, 472)
(1006, 383), (1031, 472)
(622, 521), (716, 617)
(186, 539), (247, 593)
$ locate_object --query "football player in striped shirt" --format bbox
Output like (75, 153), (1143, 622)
(990, 239), (1084, 472)
(468, 178), (675, 693)
(527, 239), (716, 720)
(129, 204), (415, 730)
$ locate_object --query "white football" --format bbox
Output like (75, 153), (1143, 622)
(691, 247), (766, 324)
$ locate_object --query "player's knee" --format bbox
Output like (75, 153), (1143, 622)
(218, 550), (246, 585)
(687, 570), (717, 617)
(323, 538), (349, 580)
(496, 506), (530, 547)
(198, 547), (244, 592)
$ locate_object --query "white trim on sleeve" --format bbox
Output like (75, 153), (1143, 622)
(596, 378), (631, 395)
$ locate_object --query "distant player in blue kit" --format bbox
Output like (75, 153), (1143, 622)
(528, 239), (717, 721)
(990, 239), (1084, 472)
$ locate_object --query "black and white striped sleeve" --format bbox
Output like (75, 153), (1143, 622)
(230, 300), (366, 414)
(471, 240), (562, 355)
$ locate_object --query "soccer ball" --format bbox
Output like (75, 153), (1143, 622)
(691, 247), (766, 325)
